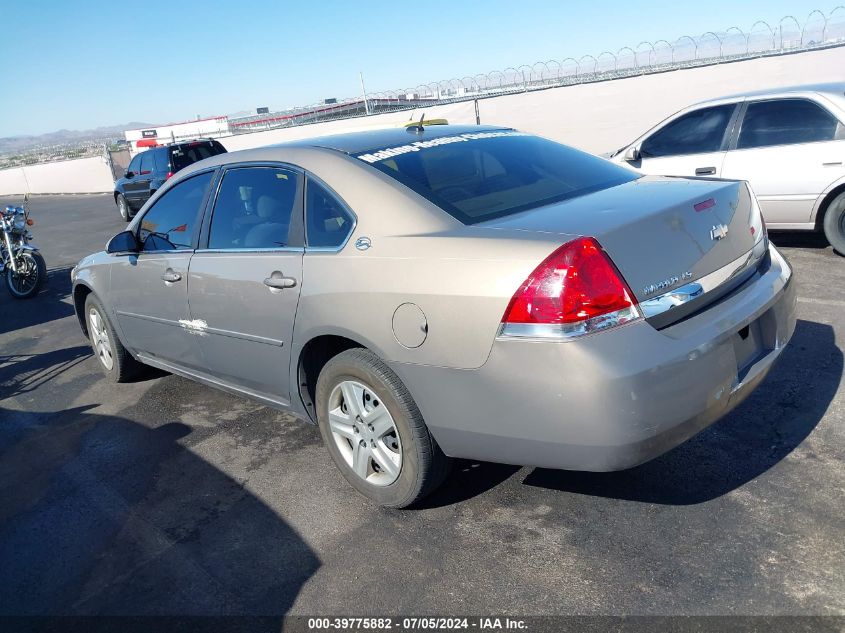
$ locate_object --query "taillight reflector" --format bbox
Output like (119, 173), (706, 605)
(694, 198), (715, 212)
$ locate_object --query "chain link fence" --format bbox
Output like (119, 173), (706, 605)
(229, 7), (845, 133)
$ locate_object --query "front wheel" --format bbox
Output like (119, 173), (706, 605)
(85, 294), (143, 382)
(823, 191), (845, 255)
(315, 348), (451, 508)
(5, 250), (46, 299)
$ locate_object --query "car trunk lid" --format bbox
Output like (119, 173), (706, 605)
(476, 175), (765, 306)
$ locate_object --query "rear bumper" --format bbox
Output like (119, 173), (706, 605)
(391, 243), (797, 471)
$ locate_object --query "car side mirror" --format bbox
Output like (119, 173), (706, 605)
(107, 230), (140, 254)
(124, 170), (135, 179)
(623, 145), (641, 162)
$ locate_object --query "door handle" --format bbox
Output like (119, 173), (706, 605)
(695, 167), (717, 176)
(263, 274), (297, 290)
(161, 270), (182, 283)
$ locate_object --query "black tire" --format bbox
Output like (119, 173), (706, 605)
(116, 193), (130, 222)
(822, 191), (845, 255)
(84, 294), (143, 382)
(315, 348), (451, 508)
(5, 250), (46, 299)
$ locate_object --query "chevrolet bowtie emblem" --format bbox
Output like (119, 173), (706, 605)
(710, 224), (729, 241)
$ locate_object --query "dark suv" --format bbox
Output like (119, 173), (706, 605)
(114, 139), (227, 220)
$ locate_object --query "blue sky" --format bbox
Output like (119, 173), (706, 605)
(0, 0), (826, 137)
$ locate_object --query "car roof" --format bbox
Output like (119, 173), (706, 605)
(274, 124), (513, 155)
(694, 82), (845, 106)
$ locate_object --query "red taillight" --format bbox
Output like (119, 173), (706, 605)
(166, 171), (173, 179)
(501, 237), (640, 338)
(26, 218), (34, 226)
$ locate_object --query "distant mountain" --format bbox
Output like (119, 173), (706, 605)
(0, 122), (155, 154)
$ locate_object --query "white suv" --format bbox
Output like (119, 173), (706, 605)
(610, 83), (845, 253)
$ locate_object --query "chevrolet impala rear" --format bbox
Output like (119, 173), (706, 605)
(344, 128), (797, 478)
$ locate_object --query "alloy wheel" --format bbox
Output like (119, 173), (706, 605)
(88, 307), (114, 370)
(327, 380), (402, 486)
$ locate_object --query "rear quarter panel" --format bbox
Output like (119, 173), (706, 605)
(294, 230), (569, 370)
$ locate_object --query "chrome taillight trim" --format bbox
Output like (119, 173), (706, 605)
(497, 305), (642, 341)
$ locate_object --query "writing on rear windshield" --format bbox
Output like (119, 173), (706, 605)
(355, 130), (528, 163)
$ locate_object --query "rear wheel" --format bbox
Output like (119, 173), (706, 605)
(823, 191), (845, 255)
(116, 193), (130, 222)
(85, 294), (143, 382)
(315, 348), (451, 508)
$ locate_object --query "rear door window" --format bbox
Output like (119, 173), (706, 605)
(153, 149), (170, 174)
(640, 105), (735, 158)
(208, 167), (300, 249)
(737, 99), (840, 149)
(138, 171), (213, 251)
(305, 179), (354, 248)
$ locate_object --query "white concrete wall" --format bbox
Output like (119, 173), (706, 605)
(0, 167), (30, 195)
(478, 47), (845, 154)
(1, 46), (844, 195)
(0, 156), (114, 195)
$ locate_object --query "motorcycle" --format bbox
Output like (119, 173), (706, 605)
(0, 194), (46, 299)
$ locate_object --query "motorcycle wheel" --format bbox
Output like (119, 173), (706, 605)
(5, 251), (46, 299)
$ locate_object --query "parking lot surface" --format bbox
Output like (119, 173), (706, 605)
(0, 195), (843, 616)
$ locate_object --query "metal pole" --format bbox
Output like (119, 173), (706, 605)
(360, 71), (371, 115)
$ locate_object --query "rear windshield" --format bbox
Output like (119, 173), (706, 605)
(170, 141), (226, 172)
(355, 131), (637, 224)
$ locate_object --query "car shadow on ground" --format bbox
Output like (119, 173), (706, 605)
(522, 319), (841, 505)
(415, 460), (522, 509)
(769, 232), (832, 251)
(0, 265), (75, 334)
(0, 404), (319, 616)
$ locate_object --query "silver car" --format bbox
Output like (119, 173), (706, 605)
(609, 83), (845, 253)
(72, 125), (797, 507)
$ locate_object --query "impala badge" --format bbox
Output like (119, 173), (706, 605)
(710, 224), (729, 241)
(642, 271), (693, 297)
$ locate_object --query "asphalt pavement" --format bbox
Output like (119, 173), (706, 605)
(0, 194), (843, 618)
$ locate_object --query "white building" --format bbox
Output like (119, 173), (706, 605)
(124, 116), (230, 152)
